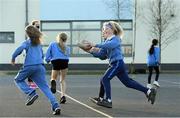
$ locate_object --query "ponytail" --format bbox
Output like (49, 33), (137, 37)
(57, 32), (67, 54)
(149, 44), (154, 55)
(25, 25), (42, 46)
(149, 39), (158, 55)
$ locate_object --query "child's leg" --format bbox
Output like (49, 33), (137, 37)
(60, 69), (68, 97)
(116, 61), (148, 94)
(14, 66), (35, 95)
(51, 70), (58, 81)
(99, 81), (105, 98)
(148, 66), (153, 84)
(28, 78), (33, 82)
(117, 72), (148, 94)
(50, 70), (59, 93)
(31, 65), (60, 109)
(101, 66), (118, 100)
(154, 66), (159, 81)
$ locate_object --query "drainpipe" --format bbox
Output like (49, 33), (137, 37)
(25, 0), (29, 26)
(24, 0), (29, 58)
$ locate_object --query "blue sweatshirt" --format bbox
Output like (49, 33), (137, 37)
(45, 42), (70, 63)
(147, 46), (160, 66)
(91, 36), (123, 64)
(12, 39), (44, 66)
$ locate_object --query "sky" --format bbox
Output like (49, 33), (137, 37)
(40, 0), (132, 20)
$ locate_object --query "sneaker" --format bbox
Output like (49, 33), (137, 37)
(147, 88), (157, 105)
(60, 96), (66, 104)
(53, 107), (61, 115)
(89, 97), (102, 104)
(51, 80), (56, 94)
(29, 82), (38, 89)
(153, 81), (160, 88)
(97, 99), (112, 108)
(147, 84), (153, 89)
(26, 92), (38, 106)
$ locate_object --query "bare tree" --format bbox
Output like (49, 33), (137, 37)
(103, 0), (132, 21)
(142, 0), (180, 64)
(103, 0), (137, 73)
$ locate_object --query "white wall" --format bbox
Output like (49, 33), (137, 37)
(135, 0), (180, 64)
(0, 0), (179, 65)
(0, 0), (40, 64)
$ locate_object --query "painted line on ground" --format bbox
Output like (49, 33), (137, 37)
(57, 90), (113, 118)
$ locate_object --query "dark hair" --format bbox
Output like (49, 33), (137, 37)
(149, 39), (158, 55)
(25, 25), (42, 45)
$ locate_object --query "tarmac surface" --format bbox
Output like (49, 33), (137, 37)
(0, 72), (180, 117)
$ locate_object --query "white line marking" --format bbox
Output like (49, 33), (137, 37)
(57, 90), (113, 118)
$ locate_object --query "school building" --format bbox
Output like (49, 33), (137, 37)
(0, 0), (180, 71)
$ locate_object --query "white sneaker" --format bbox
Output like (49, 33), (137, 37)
(147, 84), (153, 89)
(153, 81), (160, 88)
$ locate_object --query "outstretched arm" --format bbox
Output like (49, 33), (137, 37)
(95, 38), (120, 49)
(11, 41), (27, 64)
(90, 48), (107, 60)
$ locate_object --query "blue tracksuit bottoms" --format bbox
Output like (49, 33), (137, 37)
(14, 64), (59, 109)
(101, 60), (148, 99)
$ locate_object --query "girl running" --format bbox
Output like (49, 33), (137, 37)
(147, 39), (160, 88)
(11, 25), (61, 115)
(45, 32), (70, 104)
(27, 20), (40, 89)
(81, 21), (157, 108)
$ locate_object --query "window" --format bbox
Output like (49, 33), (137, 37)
(41, 20), (133, 57)
(121, 22), (133, 29)
(42, 31), (71, 46)
(122, 44), (132, 57)
(0, 32), (14, 43)
(42, 22), (70, 30)
(72, 22), (100, 29)
(122, 30), (133, 44)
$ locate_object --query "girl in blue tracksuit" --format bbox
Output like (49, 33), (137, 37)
(11, 25), (60, 115)
(87, 21), (157, 108)
(27, 20), (40, 89)
(45, 32), (70, 104)
(147, 39), (160, 88)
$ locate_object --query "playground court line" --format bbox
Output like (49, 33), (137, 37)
(57, 90), (113, 118)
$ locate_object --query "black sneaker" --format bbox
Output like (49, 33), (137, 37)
(60, 96), (66, 104)
(53, 107), (61, 115)
(26, 93), (38, 106)
(97, 99), (112, 108)
(51, 80), (56, 94)
(89, 97), (101, 104)
(148, 88), (157, 105)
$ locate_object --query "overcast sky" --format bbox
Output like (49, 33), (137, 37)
(40, 0), (132, 20)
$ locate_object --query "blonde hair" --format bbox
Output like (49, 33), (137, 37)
(56, 32), (68, 54)
(103, 21), (124, 38)
(25, 25), (42, 45)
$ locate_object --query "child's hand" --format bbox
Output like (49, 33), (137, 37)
(11, 60), (15, 66)
(89, 42), (96, 47)
(89, 47), (100, 53)
(77, 40), (92, 51)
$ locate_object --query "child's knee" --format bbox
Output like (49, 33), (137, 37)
(60, 79), (65, 83)
(101, 77), (110, 84)
(14, 75), (21, 82)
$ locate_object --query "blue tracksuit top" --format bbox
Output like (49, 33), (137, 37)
(12, 39), (44, 66)
(91, 36), (123, 64)
(147, 46), (160, 66)
(45, 42), (70, 63)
